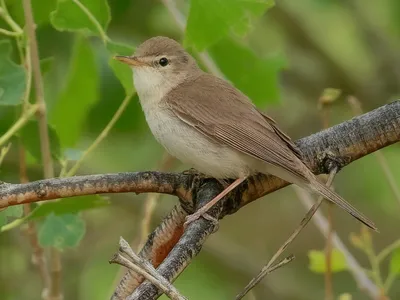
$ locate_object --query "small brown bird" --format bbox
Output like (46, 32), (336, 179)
(115, 36), (377, 231)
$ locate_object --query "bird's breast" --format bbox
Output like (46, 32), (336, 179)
(140, 99), (252, 178)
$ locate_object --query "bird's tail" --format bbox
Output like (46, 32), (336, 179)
(308, 178), (378, 232)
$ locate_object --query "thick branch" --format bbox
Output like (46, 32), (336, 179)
(1, 101), (398, 210)
(0, 172), (191, 208)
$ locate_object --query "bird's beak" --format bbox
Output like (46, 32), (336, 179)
(114, 55), (146, 67)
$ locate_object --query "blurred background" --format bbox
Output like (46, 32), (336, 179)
(0, 0), (400, 299)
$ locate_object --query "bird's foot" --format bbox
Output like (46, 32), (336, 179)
(184, 211), (219, 232)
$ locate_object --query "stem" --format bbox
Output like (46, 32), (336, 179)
(23, 0), (54, 179)
(377, 239), (400, 263)
(0, 28), (20, 36)
(367, 254), (385, 289)
(23, 44), (33, 108)
(383, 271), (398, 292)
(236, 169), (338, 300)
(0, 217), (25, 232)
(0, 104), (39, 148)
(295, 187), (380, 299)
(325, 203), (334, 300)
(66, 93), (133, 177)
(72, 0), (110, 43)
(0, 143), (11, 166)
(0, 1), (23, 35)
(23, 1), (59, 299)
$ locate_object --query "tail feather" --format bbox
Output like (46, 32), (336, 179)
(309, 179), (378, 232)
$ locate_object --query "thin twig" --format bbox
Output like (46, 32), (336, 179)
(0, 28), (20, 36)
(110, 254), (185, 300)
(348, 96), (400, 206)
(0, 1), (23, 34)
(110, 239), (187, 300)
(23, 0), (54, 179)
(0, 143), (11, 166)
(377, 239), (400, 263)
(23, 44), (33, 108)
(66, 93), (134, 177)
(0, 104), (39, 147)
(294, 188), (380, 298)
(236, 168), (337, 300)
(236, 255), (295, 300)
(23, 1), (59, 299)
(236, 169), (338, 300)
(325, 201), (334, 300)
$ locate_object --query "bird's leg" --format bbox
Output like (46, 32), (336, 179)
(184, 177), (247, 227)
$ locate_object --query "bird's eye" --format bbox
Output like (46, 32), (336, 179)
(159, 57), (169, 67)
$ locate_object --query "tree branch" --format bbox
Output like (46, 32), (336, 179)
(116, 100), (400, 299)
(0, 101), (399, 299)
(0, 172), (192, 208)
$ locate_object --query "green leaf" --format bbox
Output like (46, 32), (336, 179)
(0, 205), (23, 227)
(209, 38), (285, 106)
(308, 249), (348, 273)
(38, 213), (85, 249)
(0, 40), (26, 106)
(50, 36), (99, 147)
(27, 196), (110, 220)
(50, 0), (110, 36)
(19, 120), (61, 162)
(185, 0), (274, 50)
(106, 41), (135, 95)
(389, 248), (400, 275)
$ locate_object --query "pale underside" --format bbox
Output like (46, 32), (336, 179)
(132, 66), (376, 230)
(135, 69), (306, 182)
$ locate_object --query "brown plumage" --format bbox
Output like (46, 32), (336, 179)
(166, 73), (376, 230)
(115, 36), (377, 230)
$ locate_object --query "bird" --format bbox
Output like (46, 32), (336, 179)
(114, 36), (377, 231)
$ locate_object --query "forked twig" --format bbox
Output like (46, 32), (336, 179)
(110, 237), (187, 300)
(295, 188), (380, 298)
(236, 255), (295, 300)
(236, 168), (338, 300)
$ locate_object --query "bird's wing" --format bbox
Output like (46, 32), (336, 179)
(165, 73), (307, 182)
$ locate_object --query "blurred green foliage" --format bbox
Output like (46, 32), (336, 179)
(0, 39), (25, 105)
(0, 0), (400, 299)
